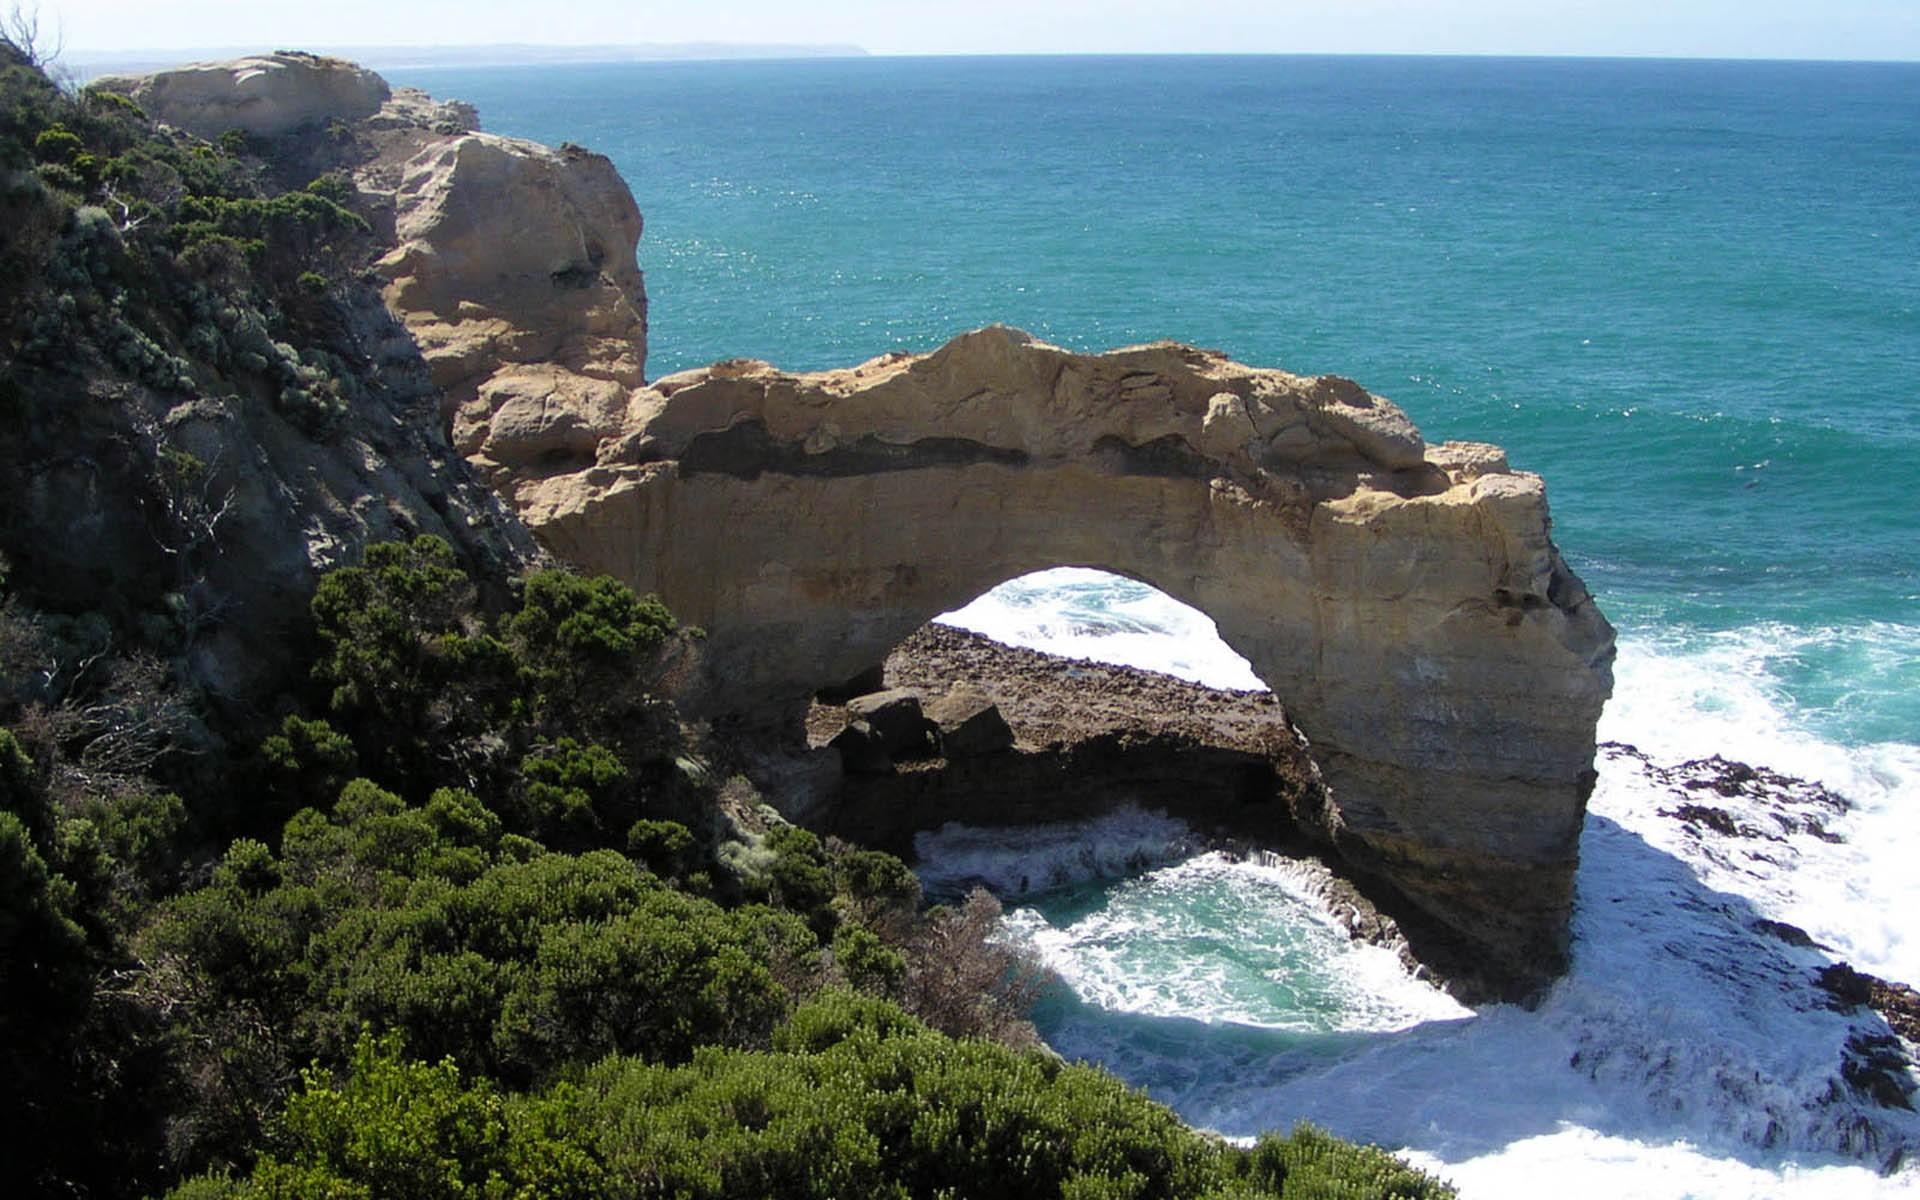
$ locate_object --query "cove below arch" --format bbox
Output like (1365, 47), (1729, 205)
(489, 325), (1618, 1001)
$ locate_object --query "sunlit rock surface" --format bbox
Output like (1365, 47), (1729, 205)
(487, 325), (1617, 1000)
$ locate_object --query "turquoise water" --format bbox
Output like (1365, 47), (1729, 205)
(387, 56), (1920, 1192)
(398, 55), (1920, 743)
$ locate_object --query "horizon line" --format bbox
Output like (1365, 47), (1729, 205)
(62, 43), (1920, 68)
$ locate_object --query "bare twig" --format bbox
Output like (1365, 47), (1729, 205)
(1, 3), (62, 70)
(0, 600), (58, 699)
(904, 888), (1047, 1047)
(100, 185), (152, 234)
(73, 652), (192, 777)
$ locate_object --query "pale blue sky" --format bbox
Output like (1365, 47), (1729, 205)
(34, 0), (1920, 61)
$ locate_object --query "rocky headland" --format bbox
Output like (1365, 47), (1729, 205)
(74, 51), (1621, 1002)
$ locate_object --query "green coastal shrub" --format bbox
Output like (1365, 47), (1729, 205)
(832, 922), (907, 996)
(764, 823), (837, 938)
(172, 1001), (1455, 1200)
(513, 737), (628, 849)
(627, 817), (697, 879)
(32, 123), (82, 164)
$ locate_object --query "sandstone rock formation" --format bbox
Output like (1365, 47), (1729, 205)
(372, 134), (648, 452)
(109, 52), (651, 494)
(94, 52), (390, 139)
(489, 325), (1616, 999)
(925, 685), (1015, 759)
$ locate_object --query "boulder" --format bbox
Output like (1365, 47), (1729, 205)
(93, 52), (389, 139)
(371, 132), (648, 492)
(828, 721), (894, 776)
(926, 685), (1014, 758)
(845, 689), (938, 761)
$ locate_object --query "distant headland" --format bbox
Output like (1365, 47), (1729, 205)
(67, 41), (870, 79)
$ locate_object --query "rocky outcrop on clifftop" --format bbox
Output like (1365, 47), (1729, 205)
(373, 134), (648, 458)
(99, 50), (650, 485)
(39, 55), (651, 712)
(94, 52), (391, 140)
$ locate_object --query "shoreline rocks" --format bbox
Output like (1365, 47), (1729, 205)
(791, 624), (1502, 997)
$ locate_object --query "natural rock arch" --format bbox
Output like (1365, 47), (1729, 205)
(485, 325), (1617, 1000)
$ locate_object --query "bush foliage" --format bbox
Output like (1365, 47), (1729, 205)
(0, 528), (1454, 1198)
(181, 1003), (1454, 1200)
(2, 26), (373, 439)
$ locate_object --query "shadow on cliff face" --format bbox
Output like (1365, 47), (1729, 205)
(1009, 807), (1919, 1178)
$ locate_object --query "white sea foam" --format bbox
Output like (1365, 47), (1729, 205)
(936, 566), (1267, 690)
(913, 804), (1200, 899)
(1600, 630), (1920, 986)
(1000, 847), (1471, 1034)
(915, 571), (1920, 1199)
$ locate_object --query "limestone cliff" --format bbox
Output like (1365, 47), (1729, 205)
(28, 54), (649, 712)
(370, 130), (648, 455)
(98, 51), (649, 481)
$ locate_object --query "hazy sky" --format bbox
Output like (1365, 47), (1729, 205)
(29, 0), (1920, 61)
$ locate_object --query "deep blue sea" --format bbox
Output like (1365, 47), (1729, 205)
(392, 56), (1920, 1198)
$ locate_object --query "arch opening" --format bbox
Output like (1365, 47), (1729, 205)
(798, 567), (1331, 900)
(789, 568), (1480, 1025)
(935, 567), (1267, 694)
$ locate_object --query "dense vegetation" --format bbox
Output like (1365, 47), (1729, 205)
(1, 34), (371, 433)
(0, 29), (1454, 1200)
(3, 530), (1453, 1199)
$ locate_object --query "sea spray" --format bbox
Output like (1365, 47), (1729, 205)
(912, 804), (1201, 900)
(915, 571), (1920, 1198)
(937, 567), (1266, 691)
(1601, 632), (1920, 986)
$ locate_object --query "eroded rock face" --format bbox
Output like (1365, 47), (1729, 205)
(102, 52), (650, 489)
(375, 134), (648, 421)
(94, 52), (390, 139)
(487, 325), (1616, 999)
(4, 57), (547, 709)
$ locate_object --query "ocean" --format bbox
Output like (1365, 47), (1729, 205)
(388, 55), (1920, 1198)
